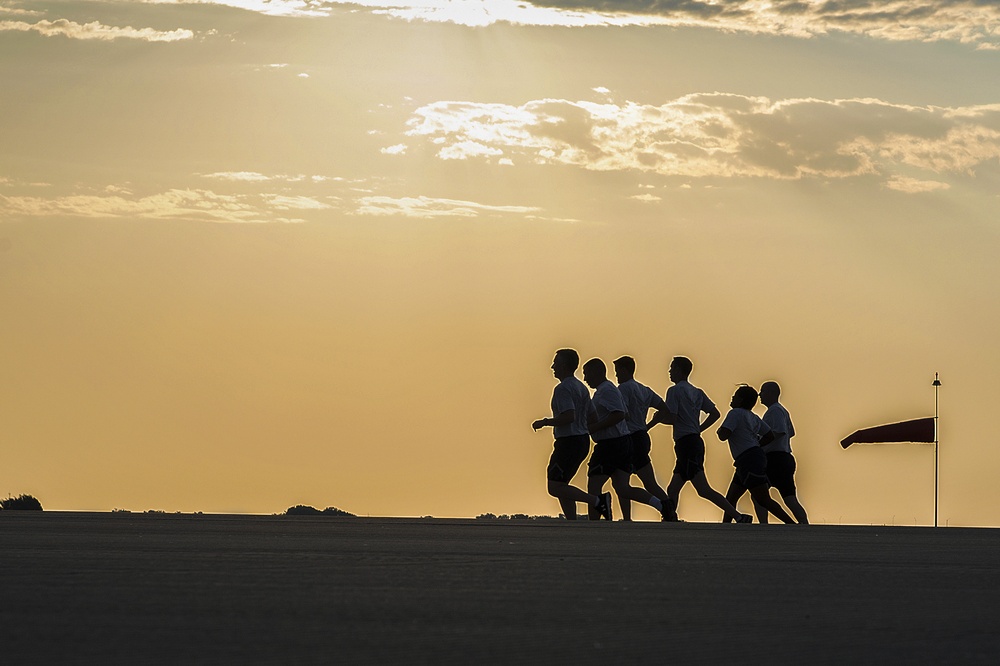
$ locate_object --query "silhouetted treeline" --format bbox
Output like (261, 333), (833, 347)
(476, 513), (560, 521)
(285, 505), (355, 517)
(1, 494), (43, 511)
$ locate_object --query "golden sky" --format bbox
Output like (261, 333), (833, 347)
(2, 0), (1000, 525)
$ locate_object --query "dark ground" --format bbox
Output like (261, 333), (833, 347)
(2, 513), (998, 664)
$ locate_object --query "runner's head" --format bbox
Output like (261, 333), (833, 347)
(731, 384), (758, 410)
(582, 358), (608, 389)
(551, 348), (579, 379)
(669, 356), (693, 382)
(759, 381), (780, 406)
(613, 356), (635, 383)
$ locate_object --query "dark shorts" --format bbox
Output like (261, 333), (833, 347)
(629, 430), (652, 470)
(588, 435), (633, 477)
(546, 435), (590, 483)
(766, 451), (797, 497)
(672, 433), (705, 481)
(733, 447), (770, 490)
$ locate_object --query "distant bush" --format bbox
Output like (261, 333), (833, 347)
(1, 494), (43, 511)
(285, 505), (355, 517)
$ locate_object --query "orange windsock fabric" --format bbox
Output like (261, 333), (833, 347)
(840, 417), (935, 449)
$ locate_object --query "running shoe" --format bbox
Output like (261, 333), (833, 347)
(660, 497), (679, 522)
(598, 492), (613, 520)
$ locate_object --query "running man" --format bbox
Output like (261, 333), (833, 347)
(718, 385), (796, 524)
(756, 381), (808, 524)
(647, 356), (750, 523)
(612, 356), (676, 521)
(532, 349), (611, 520)
(582, 358), (669, 521)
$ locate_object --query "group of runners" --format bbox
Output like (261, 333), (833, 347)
(532, 349), (809, 524)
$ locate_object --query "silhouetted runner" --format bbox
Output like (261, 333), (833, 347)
(532, 349), (611, 520)
(647, 356), (750, 523)
(718, 385), (796, 524)
(757, 381), (808, 524)
(582, 358), (669, 521)
(612, 356), (676, 521)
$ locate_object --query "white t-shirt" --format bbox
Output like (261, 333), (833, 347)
(720, 407), (771, 460)
(551, 376), (591, 438)
(617, 378), (665, 435)
(664, 380), (716, 440)
(761, 402), (795, 454)
(588, 380), (630, 442)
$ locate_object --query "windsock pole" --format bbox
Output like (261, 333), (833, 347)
(933, 372), (941, 528)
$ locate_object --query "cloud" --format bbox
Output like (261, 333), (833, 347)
(336, 0), (663, 28)
(0, 18), (195, 41)
(355, 195), (540, 218)
(140, 0), (330, 17)
(263, 194), (332, 210)
(438, 140), (504, 160)
(199, 171), (342, 183)
(181, 0), (1000, 49)
(0, 189), (285, 223)
(381, 144), (408, 155)
(0, 176), (51, 188)
(883, 175), (951, 194)
(1, 178), (551, 223)
(404, 94), (1000, 190)
(0, 3), (42, 17)
(201, 171), (273, 182)
(149, 0), (650, 25)
(132, 0), (1000, 48)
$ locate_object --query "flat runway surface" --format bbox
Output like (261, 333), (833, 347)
(2, 513), (998, 664)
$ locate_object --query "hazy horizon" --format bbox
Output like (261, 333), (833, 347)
(3, 0), (1000, 526)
